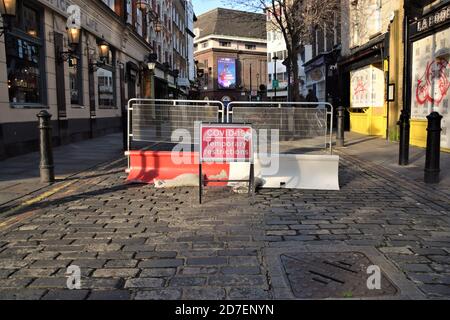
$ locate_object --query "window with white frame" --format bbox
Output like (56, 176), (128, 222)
(371, 0), (382, 36)
(126, 0), (132, 24)
(137, 8), (143, 36)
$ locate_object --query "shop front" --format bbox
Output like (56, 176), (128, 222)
(304, 50), (340, 105)
(339, 35), (388, 137)
(349, 63), (386, 136)
(407, 3), (450, 151)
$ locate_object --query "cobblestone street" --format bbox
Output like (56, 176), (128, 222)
(0, 150), (449, 300)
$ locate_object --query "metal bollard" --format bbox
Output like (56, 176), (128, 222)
(397, 109), (410, 165)
(37, 110), (55, 183)
(424, 111), (442, 184)
(336, 106), (345, 147)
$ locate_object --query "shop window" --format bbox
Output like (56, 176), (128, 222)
(126, 0), (132, 24)
(97, 49), (116, 108)
(136, 7), (143, 36)
(6, 2), (45, 106)
(370, 0), (382, 36)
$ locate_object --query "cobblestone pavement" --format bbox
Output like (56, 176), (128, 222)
(0, 154), (449, 300)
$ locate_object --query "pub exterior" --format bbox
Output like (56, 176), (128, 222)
(0, 0), (181, 159)
(406, 1), (450, 151)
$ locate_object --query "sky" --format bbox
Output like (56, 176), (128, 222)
(192, 0), (225, 15)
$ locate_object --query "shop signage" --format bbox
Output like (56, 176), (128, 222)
(272, 79), (279, 89)
(308, 67), (325, 83)
(411, 4), (450, 35)
(200, 124), (253, 162)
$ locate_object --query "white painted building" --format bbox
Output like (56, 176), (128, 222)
(266, 24), (309, 99)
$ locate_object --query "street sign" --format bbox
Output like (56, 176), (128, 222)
(200, 124), (253, 162)
(199, 123), (254, 204)
(272, 79), (279, 89)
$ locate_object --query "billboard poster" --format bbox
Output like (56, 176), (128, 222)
(350, 65), (385, 109)
(411, 27), (450, 149)
(218, 58), (236, 89)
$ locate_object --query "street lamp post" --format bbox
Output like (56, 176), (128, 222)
(272, 56), (279, 100)
(283, 57), (291, 102)
(249, 63), (252, 101)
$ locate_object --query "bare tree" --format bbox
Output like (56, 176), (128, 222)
(223, 0), (340, 101)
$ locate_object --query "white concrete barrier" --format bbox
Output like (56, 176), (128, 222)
(229, 154), (340, 190)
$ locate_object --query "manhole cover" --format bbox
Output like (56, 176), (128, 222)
(281, 252), (398, 299)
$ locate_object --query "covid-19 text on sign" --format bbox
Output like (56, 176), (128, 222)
(200, 124), (253, 162)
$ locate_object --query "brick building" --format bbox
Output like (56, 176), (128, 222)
(193, 8), (267, 102)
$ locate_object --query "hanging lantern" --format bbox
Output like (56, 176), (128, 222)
(0, 0), (17, 17)
(98, 40), (110, 61)
(154, 21), (162, 33)
(67, 27), (80, 47)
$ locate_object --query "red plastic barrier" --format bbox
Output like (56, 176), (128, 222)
(127, 151), (230, 186)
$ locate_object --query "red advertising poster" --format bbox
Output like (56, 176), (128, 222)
(200, 124), (253, 162)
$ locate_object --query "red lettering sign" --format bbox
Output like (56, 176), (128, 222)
(200, 124), (253, 162)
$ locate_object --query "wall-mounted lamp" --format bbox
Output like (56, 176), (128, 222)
(154, 21), (162, 33)
(98, 40), (109, 60)
(67, 26), (80, 47)
(59, 26), (81, 63)
(137, 0), (162, 33)
(146, 53), (157, 71)
(0, 0), (18, 37)
(89, 39), (110, 71)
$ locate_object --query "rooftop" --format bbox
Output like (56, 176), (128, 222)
(195, 7), (266, 40)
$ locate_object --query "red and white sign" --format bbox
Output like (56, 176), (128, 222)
(200, 124), (253, 162)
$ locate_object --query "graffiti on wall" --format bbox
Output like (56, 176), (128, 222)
(350, 65), (384, 109)
(415, 58), (449, 106)
(411, 27), (450, 149)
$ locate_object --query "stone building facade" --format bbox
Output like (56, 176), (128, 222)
(0, 0), (193, 159)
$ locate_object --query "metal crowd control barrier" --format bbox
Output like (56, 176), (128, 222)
(126, 99), (230, 185)
(126, 99), (339, 190)
(128, 98), (225, 145)
(226, 101), (333, 154)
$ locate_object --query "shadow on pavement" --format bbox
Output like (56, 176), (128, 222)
(0, 181), (144, 219)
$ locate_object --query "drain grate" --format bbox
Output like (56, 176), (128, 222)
(281, 252), (398, 299)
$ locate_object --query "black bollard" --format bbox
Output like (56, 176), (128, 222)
(37, 110), (55, 183)
(336, 106), (345, 147)
(398, 109), (410, 165)
(424, 112), (442, 184)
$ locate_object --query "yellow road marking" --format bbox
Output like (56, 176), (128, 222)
(0, 181), (75, 229)
(0, 157), (126, 230)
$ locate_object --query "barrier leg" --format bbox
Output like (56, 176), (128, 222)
(199, 162), (203, 204)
